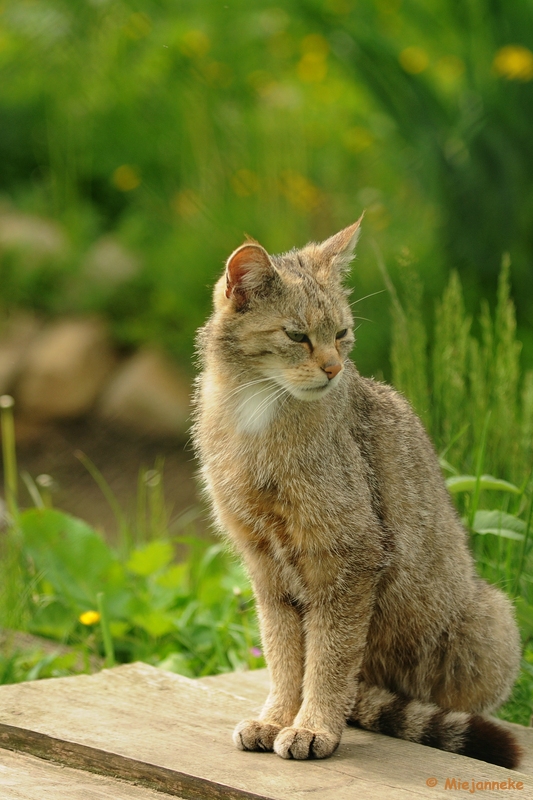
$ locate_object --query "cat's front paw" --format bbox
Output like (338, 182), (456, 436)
(273, 726), (340, 760)
(233, 719), (282, 752)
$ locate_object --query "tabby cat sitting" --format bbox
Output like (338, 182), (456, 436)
(192, 217), (521, 768)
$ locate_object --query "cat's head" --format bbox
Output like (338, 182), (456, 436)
(209, 217), (362, 403)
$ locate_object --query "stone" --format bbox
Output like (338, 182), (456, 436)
(0, 313), (41, 395)
(16, 318), (116, 419)
(98, 348), (191, 437)
(0, 212), (67, 259)
(82, 236), (140, 287)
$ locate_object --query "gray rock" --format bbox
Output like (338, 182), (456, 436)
(16, 317), (116, 418)
(0, 313), (41, 395)
(0, 212), (67, 259)
(82, 236), (140, 287)
(98, 348), (191, 438)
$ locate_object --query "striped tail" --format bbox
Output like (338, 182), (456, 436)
(349, 681), (522, 770)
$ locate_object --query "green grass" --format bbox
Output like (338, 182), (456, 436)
(0, 434), (264, 682)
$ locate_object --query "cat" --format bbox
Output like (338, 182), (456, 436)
(192, 217), (522, 768)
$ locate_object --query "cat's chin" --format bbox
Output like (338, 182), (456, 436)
(288, 382), (334, 402)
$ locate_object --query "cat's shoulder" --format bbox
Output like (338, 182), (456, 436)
(343, 366), (428, 440)
(345, 365), (414, 414)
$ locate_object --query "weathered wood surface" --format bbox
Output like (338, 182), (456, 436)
(200, 668), (533, 775)
(198, 667), (271, 704)
(0, 662), (532, 800)
(0, 748), (185, 800)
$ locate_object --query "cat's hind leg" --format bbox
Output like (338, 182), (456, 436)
(350, 581), (522, 769)
(431, 580), (521, 714)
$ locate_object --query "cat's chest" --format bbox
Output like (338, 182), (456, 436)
(232, 382), (285, 434)
(206, 428), (361, 554)
(218, 469), (325, 555)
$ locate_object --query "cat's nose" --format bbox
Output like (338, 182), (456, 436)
(323, 362), (342, 380)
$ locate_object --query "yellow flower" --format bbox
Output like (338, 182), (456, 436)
(279, 171), (321, 212)
(171, 189), (201, 219)
(112, 165), (141, 192)
(493, 45), (533, 81)
(180, 30), (210, 59)
(297, 34), (329, 83)
(343, 126), (374, 154)
(79, 610), (101, 626)
(399, 46), (429, 75)
(124, 12), (151, 40)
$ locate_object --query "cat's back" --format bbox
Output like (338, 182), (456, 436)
(342, 368), (475, 585)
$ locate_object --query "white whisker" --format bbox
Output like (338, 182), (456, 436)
(225, 376), (274, 400)
(247, 386), (287, 426)
(277, 388), (292, 415)
(349, 289), (386, 307)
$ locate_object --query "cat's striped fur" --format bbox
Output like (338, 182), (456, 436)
(351, 682), (519, 768)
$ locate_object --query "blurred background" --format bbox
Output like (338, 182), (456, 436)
(0, 0), (532, 531)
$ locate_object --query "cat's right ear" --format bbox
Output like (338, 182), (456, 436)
(224, 243), (276, 309)
(316, 213), (364, 280)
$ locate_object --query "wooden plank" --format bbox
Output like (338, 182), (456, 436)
(0, 663), (531, 800)
(199, 669), (533, 777)
(198, 668), (270, 705)
(0, 748), (184, 800)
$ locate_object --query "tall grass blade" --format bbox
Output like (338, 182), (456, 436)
(514, 491), (533, 598)
(374, 243), (429, 423)
(432, 272), (472, 461)
(0, 395), (18, 521)
(75, 450), (130, 548)
(468, 412), (491, 531)
(96, 591), (116, 668)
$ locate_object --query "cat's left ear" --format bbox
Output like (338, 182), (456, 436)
(317, 213), (364, 279)
(224, 242), (277, 309)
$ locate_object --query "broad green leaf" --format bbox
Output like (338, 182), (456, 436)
(21, 508), (115, 607)
(109, 621), (129, 639)
(26, 651), (78, 682)
(469, 510), (526, 541)
(29, 599), (77, 640)
(446, 475), (521, 495)
(126, 540), (174, 576)
(132, 610), (176, 638)
(157, 652), (194, 677)
(157, 564), (187, 590)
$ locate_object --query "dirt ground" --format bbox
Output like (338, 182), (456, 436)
(3, 414), (207, 540)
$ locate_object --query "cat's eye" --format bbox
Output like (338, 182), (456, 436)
(285, 330), (309, 343)
(336, 329), (348, 339)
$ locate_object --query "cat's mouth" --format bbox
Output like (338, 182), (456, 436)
(269, 370), (343, 403)
(288, 381), (334, 402)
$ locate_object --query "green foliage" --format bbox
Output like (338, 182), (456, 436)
(0, 506), (263, 680)
(387, 259), (430, 426)
(1, 0), (532, 374)
(392, 260), (533, 483)
(0, 647), (82, 685)
(310, 1), (533, 339)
